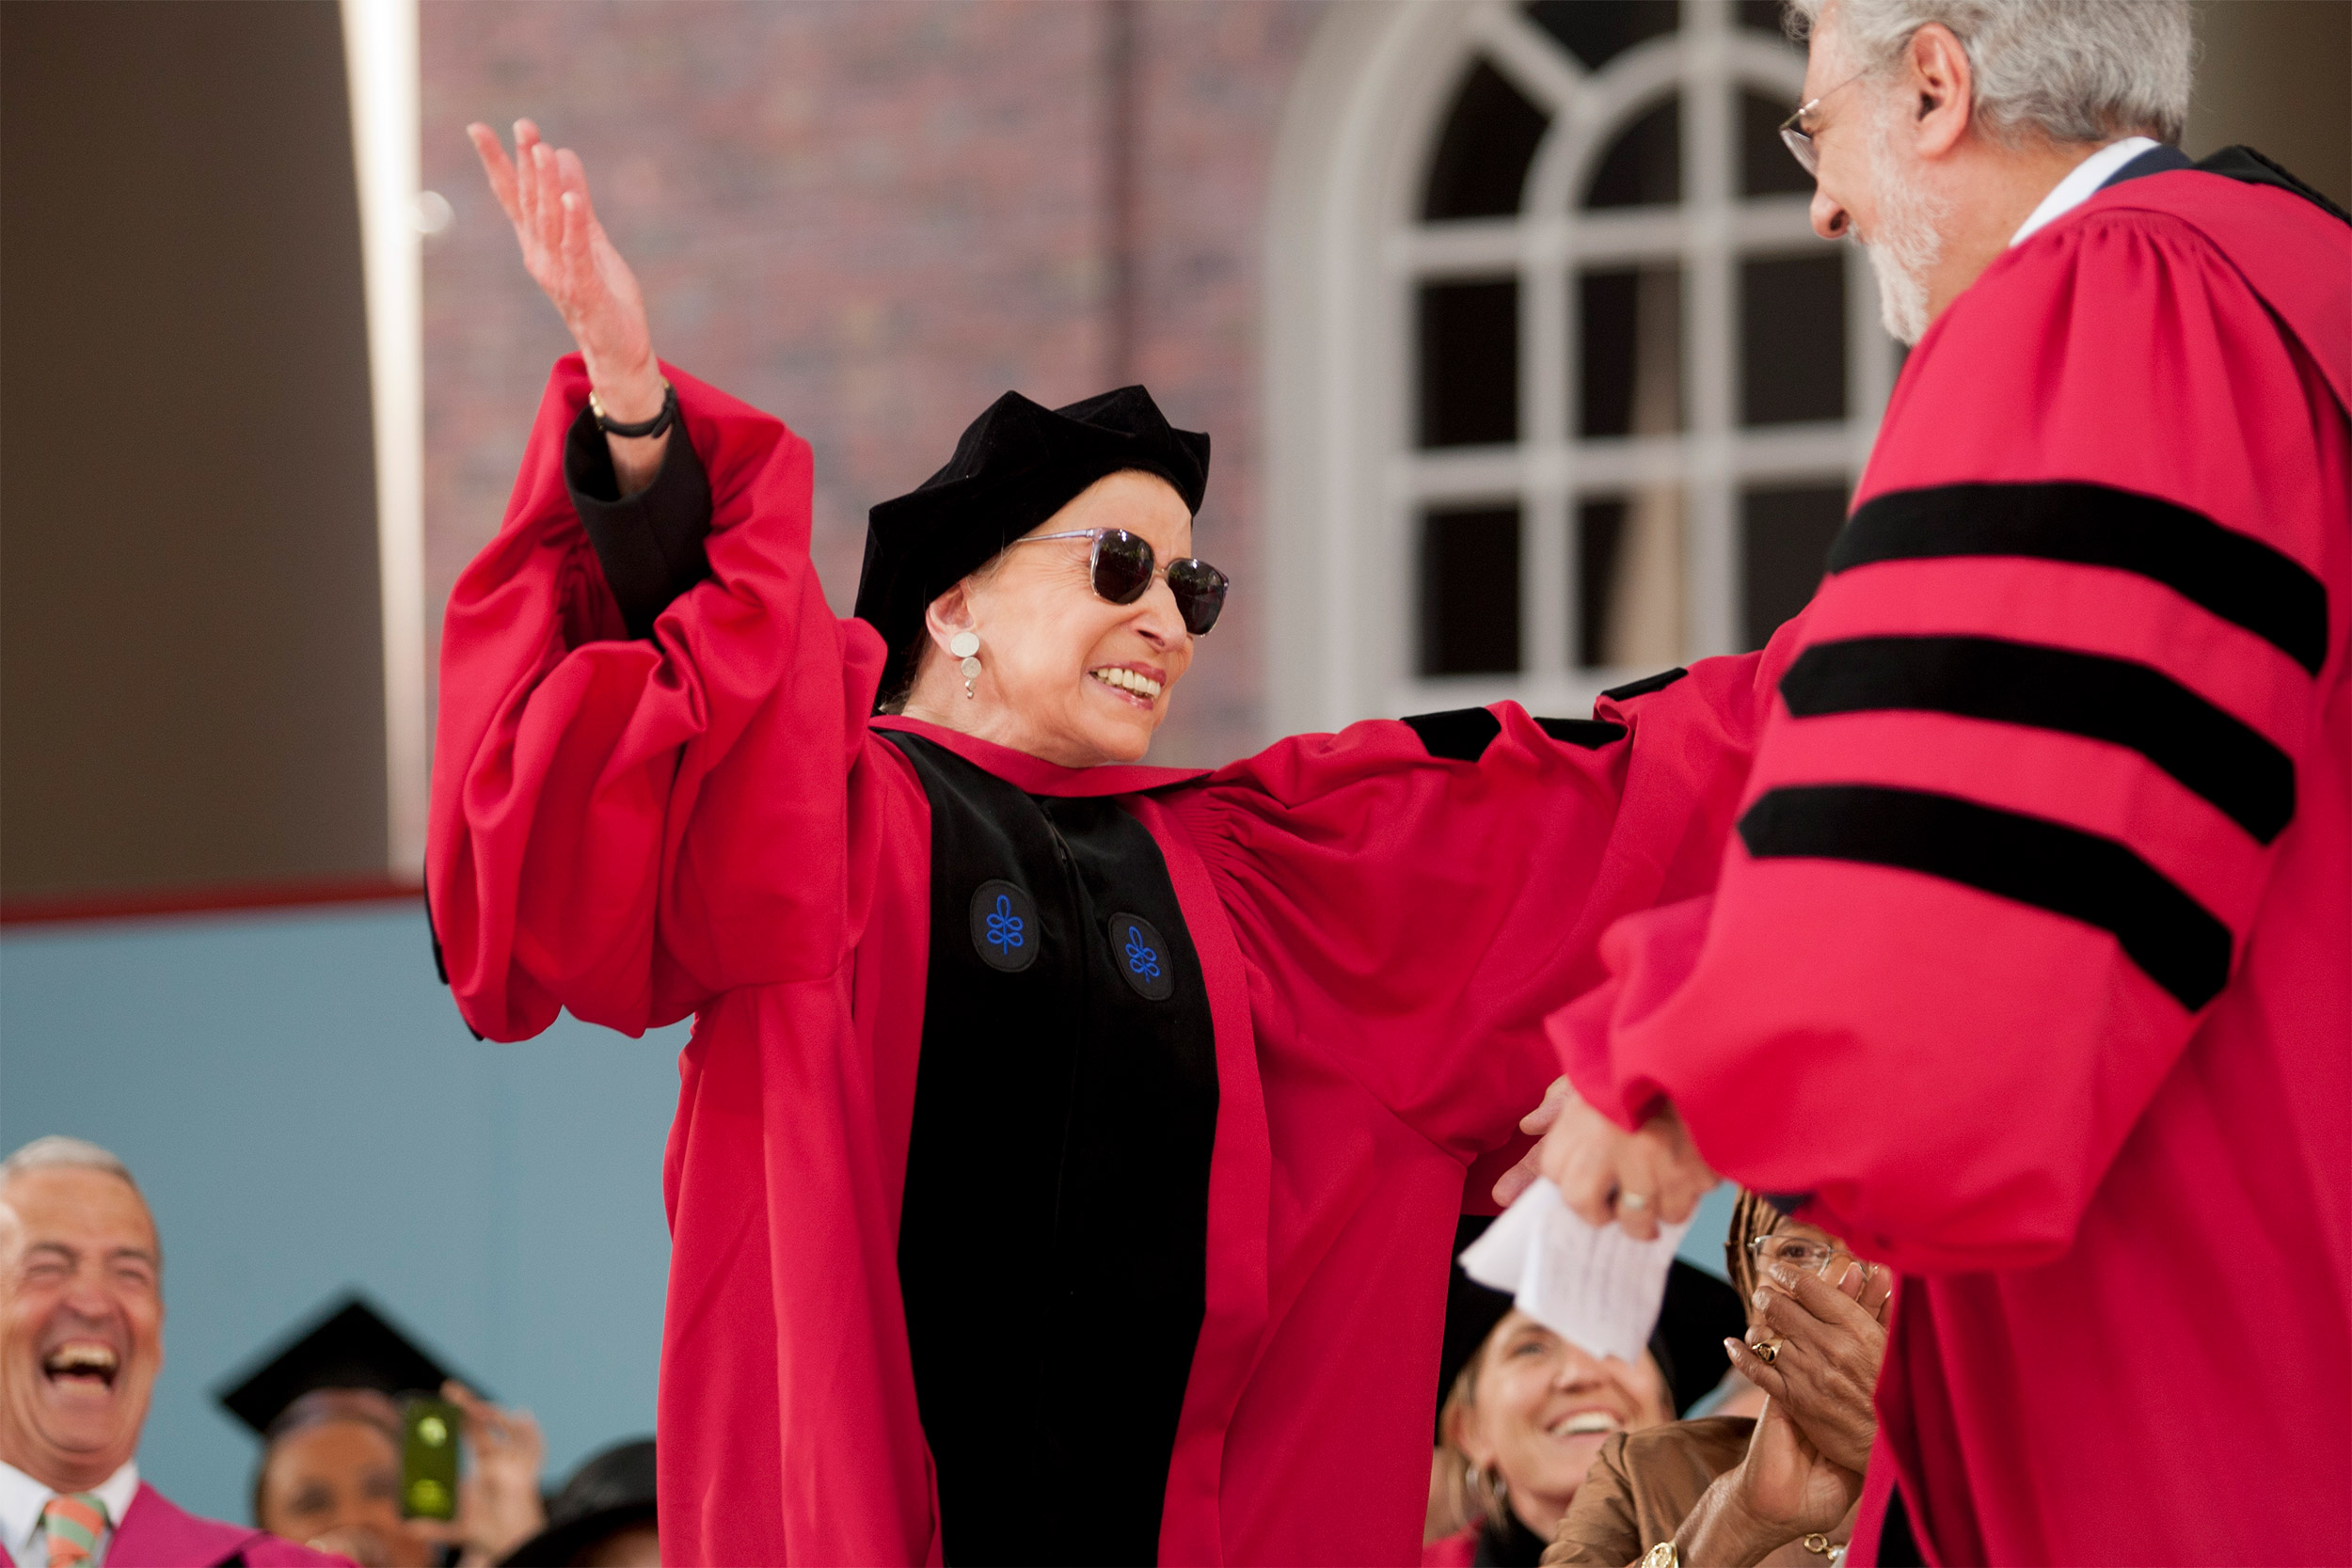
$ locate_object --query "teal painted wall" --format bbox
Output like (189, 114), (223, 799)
(0, 905), (684, 1524)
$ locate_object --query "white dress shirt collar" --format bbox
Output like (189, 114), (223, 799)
(0, 1459), (140, 1568)
(2010, 135), (2162, 246)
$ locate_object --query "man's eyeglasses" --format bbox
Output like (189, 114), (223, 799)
(1006, 528), (1231, 636)
(1777, 67), (1874, 177)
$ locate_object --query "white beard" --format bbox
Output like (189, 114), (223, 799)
(1857, 103), (1951, 344)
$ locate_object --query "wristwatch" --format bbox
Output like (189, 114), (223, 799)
(1641, 1543), (1677, 1568)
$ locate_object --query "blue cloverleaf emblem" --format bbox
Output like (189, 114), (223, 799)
(986, 894), (1025, 954)
(1122, 927), (1161, 981)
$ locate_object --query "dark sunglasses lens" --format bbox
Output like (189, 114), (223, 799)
(1090, 531), (1154, 605)
(1165, 559), (1228, 635)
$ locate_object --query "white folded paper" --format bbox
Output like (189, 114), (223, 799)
(1458, 1178), (1692, 1365)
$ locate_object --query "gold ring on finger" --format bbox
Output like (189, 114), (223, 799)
(1753, 1338), (1780, 1365)
(1619, 1191), (1651, 1212)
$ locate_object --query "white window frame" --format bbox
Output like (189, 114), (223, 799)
(1263, 0), (1897, 736)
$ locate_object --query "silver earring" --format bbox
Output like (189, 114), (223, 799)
(949, 631), (980, 698)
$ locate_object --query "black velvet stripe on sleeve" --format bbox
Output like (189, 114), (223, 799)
(564, 404), (715, 640)
(1600, 667), (1688, 703)
(1827, 483), (2328, 676)
(1780, 635), (2296, 844)
(1534, 716), (1628, 749)
(1404, 707), (1502, 761)
(1737, 784), (2232, 1009)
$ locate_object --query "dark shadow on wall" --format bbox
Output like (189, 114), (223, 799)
(1, 0), (387, 899)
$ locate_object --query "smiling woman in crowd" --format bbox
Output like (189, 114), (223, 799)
(1422, 1225), (1745, 1568)
(1429, 1307), (1675, 1567)
(253, 1383), (545, 1568)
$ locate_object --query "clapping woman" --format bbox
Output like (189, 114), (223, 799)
(433, 121), (1767, 1566)
(1548, 1193), (1890, 1566)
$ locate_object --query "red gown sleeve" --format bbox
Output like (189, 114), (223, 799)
(1553, 207), (2347, 1272)
(1166, 660), (1772, 1166)
(428, 356), (887, 1040)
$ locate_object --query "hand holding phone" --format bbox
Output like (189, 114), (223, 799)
(401, 1396), (464, 1521)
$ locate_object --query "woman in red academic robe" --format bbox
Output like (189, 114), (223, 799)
(430, 125), (1761, 1568)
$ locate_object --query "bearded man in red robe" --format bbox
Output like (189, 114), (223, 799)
(1520, 2), (2349, 1563)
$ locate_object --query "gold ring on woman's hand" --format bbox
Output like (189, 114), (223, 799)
(1619, 1191), (1651, 1211)
(1753, 1338), (1779, 1364)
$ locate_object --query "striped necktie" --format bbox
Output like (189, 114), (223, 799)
(40, 1493), (108, 1568)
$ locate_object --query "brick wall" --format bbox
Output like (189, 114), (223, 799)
(422, 0), (1324, 768)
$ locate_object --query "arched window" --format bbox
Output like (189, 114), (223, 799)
(1263, 0), (1899, 733)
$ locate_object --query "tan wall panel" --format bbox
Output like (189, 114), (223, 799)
(2187, 0), (2351, 209)
(2, 0), (386, 897)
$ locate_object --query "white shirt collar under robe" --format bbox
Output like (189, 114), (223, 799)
(2010, 135), (2161, 246)
(0, 1460), (138, 1568)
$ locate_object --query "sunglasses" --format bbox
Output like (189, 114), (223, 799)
(1006, 528), (1231, 636)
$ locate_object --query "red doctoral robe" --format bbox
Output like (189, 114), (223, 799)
(430, 363), (1768, 1561)
(1551, 170), (2351, 1562)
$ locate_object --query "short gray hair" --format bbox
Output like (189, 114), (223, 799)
(1789, 0), (2193, 146)
(0, 1135), (141, 1195)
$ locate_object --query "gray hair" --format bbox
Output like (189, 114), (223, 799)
(1788, 0), (2193, 146)
(0, 1136), (156, 1264)
(0, 1135), (141, 1195)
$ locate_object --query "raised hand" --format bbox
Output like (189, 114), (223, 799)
(404, 1380), (548, 1568)
(467, 119), (663, 427)
(1730, 1392), (1865, 1542)
(1724, 1258), (1890, 1474)
(1666, 1392), (1863, 1564)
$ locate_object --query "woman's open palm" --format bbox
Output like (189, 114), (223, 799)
(468, 119), (654, 390)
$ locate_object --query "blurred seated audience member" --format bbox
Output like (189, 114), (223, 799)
(0, 1135), (341, 1566)
(253, 1391), (422, 1568)
(1547, 1192), (1889, 1566)
(498, 1441), (655, 1567)
(225, 1298), (544, 1567)
(254, 1385), (542, 1568)
(1425, 1216), (1740, 1566)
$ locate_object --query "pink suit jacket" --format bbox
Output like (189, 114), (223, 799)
(103, 1483), (348, 1568)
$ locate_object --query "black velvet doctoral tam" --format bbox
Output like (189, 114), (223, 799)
(853, 385), (1210, 698)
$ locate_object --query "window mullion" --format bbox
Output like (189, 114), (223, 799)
(1526, 215), (1569, 686)
(1847, 244), (1897, 470)
(1684, 0), (1739, 662)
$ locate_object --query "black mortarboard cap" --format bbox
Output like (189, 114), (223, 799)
(1652, 1259), (1747, 1418)
(215, 1293), (477, 1437)
(1437, 1215), (1513, 1441)
(852, 385), (1210, 700)
(1436, 1222), (1754, 1438)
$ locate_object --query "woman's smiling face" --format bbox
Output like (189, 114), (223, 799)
(1452, 1310), (1674, 1534)
(906, 469), (1199, 767)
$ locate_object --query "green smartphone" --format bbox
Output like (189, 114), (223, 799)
(400, 1395), (463, 1520)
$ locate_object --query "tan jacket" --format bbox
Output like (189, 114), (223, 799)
(1545, 1417), (1753, 1566)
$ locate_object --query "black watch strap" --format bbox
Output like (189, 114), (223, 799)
(589, 380), (677, 439)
